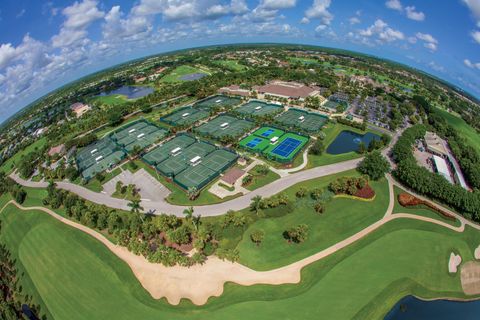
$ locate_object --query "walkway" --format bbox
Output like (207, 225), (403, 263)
(11, 157), (362, 216)
(4, 175), (479, 305)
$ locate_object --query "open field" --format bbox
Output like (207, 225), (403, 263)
(214, 60), (247, 71)
(245, 165), (280, 191)
(236, 174), (390, 270)
(435, 107), (480, 155)
(0, 137), (47, 174)
(160, 65), (209, 83)
(1, 198), (478, 320)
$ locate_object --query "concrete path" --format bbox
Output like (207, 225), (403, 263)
(11, 157), (362, 216)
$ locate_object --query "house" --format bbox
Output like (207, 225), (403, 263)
(220, 168), (245, 188)
(424, 131), (448, 157)
(48, 144), (66, 157)
(70, 102), (91, 118)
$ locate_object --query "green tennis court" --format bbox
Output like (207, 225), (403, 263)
(174, 164), (217, 190)
(160, 106), (210, 127)
(235, 100), (283, 117)
(201, 149), (238, 172)
(275, 108), (327, 133)
(76, 137), (126, 180)
(238, 135), (270, 152)
(111, 120), (168, 153)
(194, 95), (242, 109)
(143, 134), (196, 165)
(195, 114), (255, 140)
(253, 126), (285, 139)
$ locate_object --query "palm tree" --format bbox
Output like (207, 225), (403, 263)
(192, 214), (201, 231)
(128, 199), (143, 214)
(250, 195), (263, 214)
(183, 206), (194, 221)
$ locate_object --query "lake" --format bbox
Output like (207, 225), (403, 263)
(326, 130), (381, 155)
(385, 295), (480, 320)
(99, 86), (154, 99)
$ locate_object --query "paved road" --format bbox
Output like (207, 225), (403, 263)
(12, 157), (361, 216)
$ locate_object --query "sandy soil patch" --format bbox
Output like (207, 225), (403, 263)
(461, 261), (480, 295)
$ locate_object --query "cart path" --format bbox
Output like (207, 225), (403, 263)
(11, 157), (362, 216)
(3, 176), (478, 305)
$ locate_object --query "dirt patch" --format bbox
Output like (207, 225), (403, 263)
(398, 192), (456, 221)
(461, 261), (480, 295)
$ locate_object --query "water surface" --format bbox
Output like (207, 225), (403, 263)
(99, 85), (154, 99)
(326, 130), (380, 154)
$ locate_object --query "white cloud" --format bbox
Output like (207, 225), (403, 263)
(405, 6), (425, 21)
(428, 61), (444, 72)
(385, 0), (402, 11)
(464, 59), (480, 69)
(415, 32), (438, 51)
(472, 30), (480, 44)
(358, 19), (404, 42)
(349, 17), (360, 25)
(300, 17), (310, 24)
(16, 9), (26, 18)
(463, 0), (480, 25)
(305, 0), (333, 25)
(260, 0), (297, 10)
(0, 44), (17, 69)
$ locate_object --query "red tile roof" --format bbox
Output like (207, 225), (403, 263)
(221, 167), (245, 185)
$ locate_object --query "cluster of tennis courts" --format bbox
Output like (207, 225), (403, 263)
(160, 106), (210, 127)
(194, 95), (242, 109)
(110, 120), (168, 152)
(76, 137), (127, 180)
(239, 126), (309, 162)
(195, 114), (255, 140)
(142, 134), (238, 189)
(275, 108), (328, 133)
(234, 100), (283, 117)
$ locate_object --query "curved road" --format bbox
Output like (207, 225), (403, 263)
(11, 158), (361, 216)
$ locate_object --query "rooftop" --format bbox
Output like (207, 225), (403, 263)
(253, 80), (319, 99)
(221, 167), (245, 185)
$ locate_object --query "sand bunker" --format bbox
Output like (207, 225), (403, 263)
(448, 252), (462, 273)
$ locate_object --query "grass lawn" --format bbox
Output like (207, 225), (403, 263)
(392, 186), (461, 227)
(160, 65), (209, 83)
(0, 137), (47, 174)
(214, 60), (247, 71)
(1, 199), (477, 320)
(236, 173), (390, 270)
(435, 107), (480, 155)
(91, 94), (129, 106)
(245, 165), (280, 191)
(75, 167), (122, 193)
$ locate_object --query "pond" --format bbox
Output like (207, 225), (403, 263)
(326, 130), (381, 155)
(385, 295), (480, 320)
(99, 85), (154, 99)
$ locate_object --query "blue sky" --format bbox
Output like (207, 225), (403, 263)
(0, 0), (479, 123)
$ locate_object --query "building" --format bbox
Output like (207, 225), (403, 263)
(48, 144), (66, 157)
(218, 85), (251, 97)
(70, 102), (91, 118)
(253, 80), (320, 101)
(432, 155), (454, 184)
(220, 167), (245, 188)
(424, 131), (448, 157)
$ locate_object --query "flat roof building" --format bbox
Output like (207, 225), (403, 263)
(218, 85), (251, 97)
(253, 80), (320, 101)
(424, 131), (448, 157)
(432, 155), (454, 184)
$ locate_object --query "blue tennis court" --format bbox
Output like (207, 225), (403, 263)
(261, 129), (274, 137)
(246, 137), (263, 148)
(271, 138), (302, 157)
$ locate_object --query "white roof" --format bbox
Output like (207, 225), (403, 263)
(137, 133), (145, 138)
(190, 156), (201, 163)
(220, 122), (229, 128)
(129, 128), (136, 133)
(270, 136), (279, 143)
(433, 155), (453, 184)
(95, 155), (103, 161)
(215, 99), (222, 103)
(255, 106), (262, 110)
(90, 148), (98, 154)
(299, 115), (305, 121)
(182, 112), (190, 117)
(171, 147), (181, 154)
